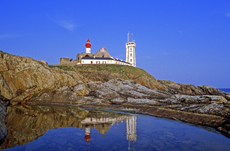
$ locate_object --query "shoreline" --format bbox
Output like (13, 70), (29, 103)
(26, 101), (230, 137)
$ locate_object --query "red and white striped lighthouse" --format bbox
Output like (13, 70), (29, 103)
(85, 38), (91, 53)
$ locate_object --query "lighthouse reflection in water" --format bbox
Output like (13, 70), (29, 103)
(82, 115), (137, 150)
(2, 105), (230, 151)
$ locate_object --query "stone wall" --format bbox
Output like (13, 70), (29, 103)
(60, 57), (72, 65)
(76, 53), (95, 63)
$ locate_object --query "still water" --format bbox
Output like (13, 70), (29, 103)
(1, 104), (230, 151)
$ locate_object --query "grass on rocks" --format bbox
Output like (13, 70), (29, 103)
(48, 64), (163, 90)
(49, 65), (74, 71)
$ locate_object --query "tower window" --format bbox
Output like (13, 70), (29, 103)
(130, 48), (132, 51)
(130, 59), (132, 62)
(102, 54), (104, 58)
(130, 53), (132, 57)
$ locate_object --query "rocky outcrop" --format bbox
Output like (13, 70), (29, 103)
(0, 95), (9, 144)
(29, 79), (171, 105)
(29, 78), (230, 117)
(28, 77), (230, 135)
(71, 64), (165, 90)
(1, 51), (230, 140)
(0, 52), (86, 104)
(157, 80), (229, 97)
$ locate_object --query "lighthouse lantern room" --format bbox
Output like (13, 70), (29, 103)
(85, 38), (91, 53)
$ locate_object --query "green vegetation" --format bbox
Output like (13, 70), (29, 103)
(74, 64), (153, 80)
(49, 65), (75, 71)
(48, 64), (162, 90)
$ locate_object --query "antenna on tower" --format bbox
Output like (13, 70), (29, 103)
(127, 32), (130, 42)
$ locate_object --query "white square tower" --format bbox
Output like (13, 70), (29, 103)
(126, 33), (136, 67)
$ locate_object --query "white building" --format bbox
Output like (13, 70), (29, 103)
(60, 34), (136, 66)
(78, 38), (133, 66)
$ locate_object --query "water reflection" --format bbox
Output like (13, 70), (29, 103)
(0, 105), (136, 150)
(81, 113), (137, 149)
(126, 116), (136, 150)
(1, 105), (230, 151)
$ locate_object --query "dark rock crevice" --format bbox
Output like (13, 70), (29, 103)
(0, 94), (10, 145)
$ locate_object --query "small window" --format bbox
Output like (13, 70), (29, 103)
(130, 53), (132, 57)
(130, 59), (132, 62)
(102, 54), (104, 58)
(130, 48), (132, 51)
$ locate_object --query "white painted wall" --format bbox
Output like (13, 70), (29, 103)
(81, 59), (131, 66)
(86, 48), (91, 53)
(126, 42), (136, 67)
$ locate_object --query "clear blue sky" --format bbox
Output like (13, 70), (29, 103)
(1, 0), (230, 88)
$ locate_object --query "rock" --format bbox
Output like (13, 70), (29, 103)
(0, 53), (85, 103)
(0, 95), (9, 144)
(110, 97), (126, 104)
(226, 95), (230, 101)
(203, 95), (228, 104)
(88, 79), (170, 100)
(73, 84), (89, 96)
(127, 98), (160, 105)
(2, 51), (230, 137)
(175, 95), (201, 104)
(74, 64), (165, 90)
(196, 103), (224, 115)
(198, 85), (224, 95)
(157, 80), (228, 96)
(29, 84), (90, 104)
(157, 80), (204, 95)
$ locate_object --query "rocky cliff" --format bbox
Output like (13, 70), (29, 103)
(0, 52), (86, 104)
(0, 51), (230, 143)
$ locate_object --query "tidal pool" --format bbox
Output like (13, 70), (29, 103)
(1, 105), (230, 151)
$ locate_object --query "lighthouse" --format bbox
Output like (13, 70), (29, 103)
(85, 38), (91, 53)
(126, 33), (136, 67)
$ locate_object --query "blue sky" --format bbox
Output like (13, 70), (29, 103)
(0, 0), (230, 88)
